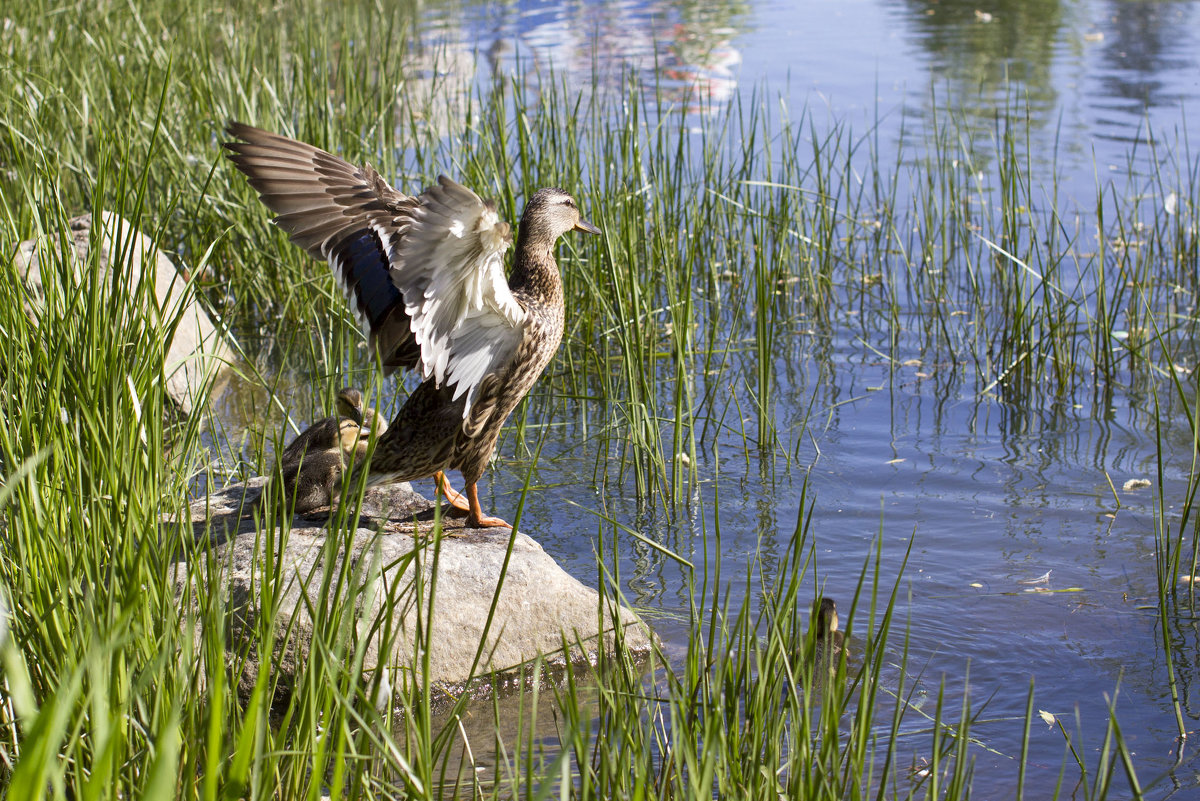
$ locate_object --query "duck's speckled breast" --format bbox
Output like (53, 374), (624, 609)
(502, 288), (565, 407)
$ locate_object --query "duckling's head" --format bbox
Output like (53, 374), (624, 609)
(520, 188), (601, 242)
(812, 597), (839, 639)
(335, 388), (364, 426)
(338, 417), (364, 456)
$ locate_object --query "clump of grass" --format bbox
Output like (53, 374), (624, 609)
(0, 144), (202, 793)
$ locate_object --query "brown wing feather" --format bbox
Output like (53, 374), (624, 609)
(224, 122), (420, 373)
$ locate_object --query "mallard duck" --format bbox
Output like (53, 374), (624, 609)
(225, 123), (600, 528)
(810, 597), (847, 665)
(273, 387), (385, 512)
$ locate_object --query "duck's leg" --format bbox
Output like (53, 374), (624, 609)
(465, 482), (511, 529)
(434, 470), (471, 513)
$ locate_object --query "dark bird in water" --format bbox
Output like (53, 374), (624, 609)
(274, 387), (387, 513)
(225, 123), (600, 528)
(810, 596), (847, 667)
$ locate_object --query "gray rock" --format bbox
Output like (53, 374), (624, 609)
(171, 479), (653, 705)
(12, 211), (232, 414)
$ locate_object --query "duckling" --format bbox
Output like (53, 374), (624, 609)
(810, 597), (848, 668)
(272, 387), (385, 513)
(275, 444), (347, 514)
(226, 123), (600, 528)
(279, 388), (365, 464)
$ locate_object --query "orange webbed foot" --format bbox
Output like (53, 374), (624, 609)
(435, 470), (471, 513)
(467, 513), (512, 529)
(465, 482), (511, 529)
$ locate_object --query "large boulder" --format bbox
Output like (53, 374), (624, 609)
(172, 479), (653, 703)
(12, 211), (231, 414)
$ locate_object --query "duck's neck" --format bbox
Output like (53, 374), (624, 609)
(508, 232), (563, 305)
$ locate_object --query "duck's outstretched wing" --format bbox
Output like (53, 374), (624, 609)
(224, 122), (525, 419)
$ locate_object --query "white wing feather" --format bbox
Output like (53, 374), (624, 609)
(387, 176), (526, 418)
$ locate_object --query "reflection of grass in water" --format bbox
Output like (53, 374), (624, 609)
(0, 0), (1195, 796)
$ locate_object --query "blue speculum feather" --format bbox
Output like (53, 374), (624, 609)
(336, 229), (401, 329)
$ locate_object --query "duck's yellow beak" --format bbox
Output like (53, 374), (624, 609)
(574, 218), (601, 235)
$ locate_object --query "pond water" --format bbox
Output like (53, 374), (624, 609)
(217, 0), (1200, 796)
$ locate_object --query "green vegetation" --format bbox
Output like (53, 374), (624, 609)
(1, 0), (1197, 798)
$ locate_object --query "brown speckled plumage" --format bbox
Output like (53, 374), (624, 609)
(273, 388), (382, 513)
(810, 597), (848, 668)
(279, 388), (365, 464)
(225, 124), (599, 527)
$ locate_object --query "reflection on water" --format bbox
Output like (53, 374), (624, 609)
(1093, 1), (1198, 124)
(886, 0), (1199, 152)
(890, 0), (1069, 139)
(414, 0), (748, 115)
(407, 0), (1197, 158)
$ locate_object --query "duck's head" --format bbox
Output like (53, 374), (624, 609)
(521, 188), (601, 242)
(337, 417), (364, 455)
(812, 597), (839, 638)
(335, 387), (365, 426)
